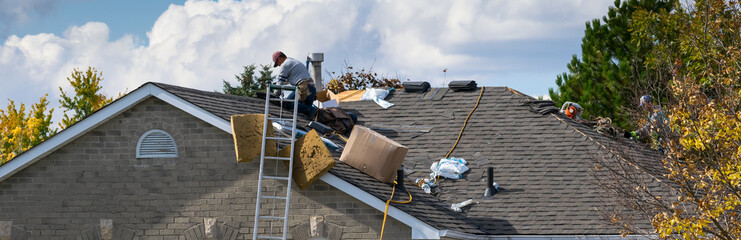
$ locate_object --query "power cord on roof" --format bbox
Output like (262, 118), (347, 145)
(379, 180), (412, 240)
(445, 86), (485, 158)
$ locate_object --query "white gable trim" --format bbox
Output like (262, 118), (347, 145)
(1, 84), (152, 182)
(0, 82), (441, 239)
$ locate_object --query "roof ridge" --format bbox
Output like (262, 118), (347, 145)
(149, 82), (263, 103)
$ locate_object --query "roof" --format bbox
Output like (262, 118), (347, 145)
(335, 87), (668, 235)
(154, 83), (668, 235)
(0, 82), (668, 238)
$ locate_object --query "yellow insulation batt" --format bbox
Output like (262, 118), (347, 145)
(231, 114), (276, 163)
(278, 130), (336, 190)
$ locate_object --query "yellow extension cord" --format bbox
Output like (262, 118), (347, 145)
(380, 87), (485, 239)
(445, 86), (485, 159)
(379, 181), (412, 240)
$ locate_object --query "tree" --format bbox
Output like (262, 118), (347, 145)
(222, 64), (273, 97)
(599, 0), (741, 238)
(549, 0), (674, 129)
(0, 95), (55, 164)
(325, 62), (404, 93)
(59, 67), (114, 129)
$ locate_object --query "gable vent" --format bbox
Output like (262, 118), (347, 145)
(136, 129), (178, 158)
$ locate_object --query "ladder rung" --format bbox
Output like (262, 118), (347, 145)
(258, 216), (286, 220)
(261, 195), (288, 200)
(263, 176), (290, 181)
(268, 98), (295, 102)
(257, 236), (284, 239)
(265, 137), (293, 141)
(264, 156), (291, 161)
(267, 117), (296, 122)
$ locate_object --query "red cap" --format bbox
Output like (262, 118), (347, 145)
(272, 51), (283, 67)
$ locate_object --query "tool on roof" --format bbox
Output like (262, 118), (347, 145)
(307, 121), (333, 135)
(253, 84), (299, 240)
(448, 80), (477, 91)
(560, 101), (583, 120)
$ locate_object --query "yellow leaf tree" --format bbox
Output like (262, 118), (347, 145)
(0, 95), (55, 164)
(603, 0), (741, 239)
(59, 67), (114, 129)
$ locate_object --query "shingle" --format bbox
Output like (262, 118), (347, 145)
(155, 83), (669, 236)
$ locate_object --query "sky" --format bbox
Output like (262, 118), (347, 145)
(0, 0), (616, 125)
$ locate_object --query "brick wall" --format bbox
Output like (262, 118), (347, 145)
(0, 97), (411, 240)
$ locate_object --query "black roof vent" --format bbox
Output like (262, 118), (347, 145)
(448, 80), (477, 91)
(483, 167), (499, 198)
(403, 81), (431, 92)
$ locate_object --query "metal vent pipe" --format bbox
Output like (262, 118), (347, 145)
(308, 53), (324, 90)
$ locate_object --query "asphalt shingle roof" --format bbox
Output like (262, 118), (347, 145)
(154, 82), (668, 235)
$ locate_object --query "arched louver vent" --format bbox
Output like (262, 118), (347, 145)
(136, 129), (178, 158)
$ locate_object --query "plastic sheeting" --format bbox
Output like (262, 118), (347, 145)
(430, 157), (469, 179)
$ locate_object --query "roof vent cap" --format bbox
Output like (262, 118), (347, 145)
(402, 81), (431, 92)
(449, 80), (477, 91)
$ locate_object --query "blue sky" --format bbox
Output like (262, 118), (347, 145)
(2, 0), (184, 42)
(0, 0), (615, 124)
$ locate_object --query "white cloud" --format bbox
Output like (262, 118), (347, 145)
(0, 0), (615, 126)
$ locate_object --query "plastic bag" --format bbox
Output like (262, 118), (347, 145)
(361, 88), (391, 100)
(430, 157), (469, 179)
(373, 98), (394, 109)
(361, 88), (395, 109)
(415, 178), (437, 194)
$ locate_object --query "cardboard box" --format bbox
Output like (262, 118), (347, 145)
(278, 130), (336, 190)
(315, 90), (340, 109)
(316, 90), (338, 102)
(339, 125), (408, 183)
(231, 114), (276, 163)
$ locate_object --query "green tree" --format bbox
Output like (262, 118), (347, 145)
(0, 95), (55, 164)
(222, 64), (273, 97)
(549, 0), (674, 129)
(599, 0), (741, 238)
(59, 67), (114, 129)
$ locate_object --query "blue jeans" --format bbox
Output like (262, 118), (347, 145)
(286, 84), (317, 116)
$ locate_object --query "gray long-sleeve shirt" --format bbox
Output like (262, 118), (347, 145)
(276, 57), (312, 85)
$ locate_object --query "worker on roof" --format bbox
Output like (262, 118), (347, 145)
(624, 95), (666, 147)
(272, 51), (317, 117)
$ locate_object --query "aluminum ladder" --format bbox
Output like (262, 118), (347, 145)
(253, 84), (299, 240)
